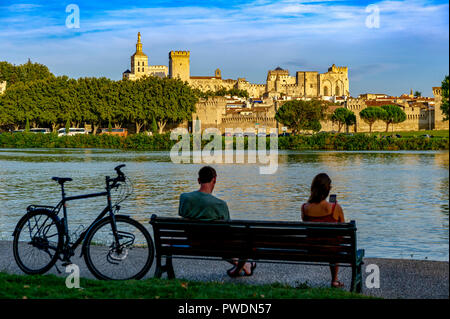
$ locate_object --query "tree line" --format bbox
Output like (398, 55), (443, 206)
(0, 61), (199, 134)
(275, 99), (408, 133)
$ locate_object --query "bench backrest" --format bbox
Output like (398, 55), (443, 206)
(150, 215), (359, 264)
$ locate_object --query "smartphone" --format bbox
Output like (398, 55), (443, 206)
(329, 194), (337, 203)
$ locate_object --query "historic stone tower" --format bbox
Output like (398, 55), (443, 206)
(131, 32), (148, 76)
(0, 81), (6, 95)
(169, 51), (190, 82)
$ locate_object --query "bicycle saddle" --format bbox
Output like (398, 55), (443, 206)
(52, 177), (73, 184)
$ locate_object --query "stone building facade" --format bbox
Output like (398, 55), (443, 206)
(121, 33), (447, 134)
(122, 33), (349, 99)
(433, 86), (448, 130)
(0, 81), (6, 95)
(122, 33), (168, 80)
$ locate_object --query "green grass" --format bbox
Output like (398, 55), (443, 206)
(0, 272), (371, 299)
(368, 130), (449, 138)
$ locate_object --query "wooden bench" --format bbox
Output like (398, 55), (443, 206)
(149, 214), (365, 292)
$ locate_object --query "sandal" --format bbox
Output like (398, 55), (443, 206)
(331, 281), (344, 288)
(226, 260), (246, 278)
(243, 262), (257, 277)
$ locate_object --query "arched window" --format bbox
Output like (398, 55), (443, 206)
(324, 86), (329, 96)
(138, 67), (140, 72)
(138, 62), (140, 66)
(335, 86), (340, 96)
(142, 62), (145, 66)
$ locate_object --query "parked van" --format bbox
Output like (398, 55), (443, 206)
(100, 128), (128, 137)
(30, 128), (51, 134)
(58, 128), (88, 137)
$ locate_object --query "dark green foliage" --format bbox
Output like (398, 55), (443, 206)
(380, 104), (407, 132)
(275, 100), (328, 133)
(65, 118), (70, 134)
(0, 73), (198, 134)
(25, 118), (30, 132)
(0, 60), (54, 85)
(359, 107), (387, 133)
(330, 107), (356, 132)
(0, 132), (447, 151)
(151, 117), (158, 134)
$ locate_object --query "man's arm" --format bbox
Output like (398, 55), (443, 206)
(222, 202), (231, 221)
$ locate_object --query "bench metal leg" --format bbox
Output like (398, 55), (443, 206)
(153, 255), (176, 279)
(356, 263), (363, 293)
(351, 266), (357, 292)
(166, 256), (175, 279)
(351, 263), (363, 293)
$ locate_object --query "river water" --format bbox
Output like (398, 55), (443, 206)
(0, 148), (448, 261)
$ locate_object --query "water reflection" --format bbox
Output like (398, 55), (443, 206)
(0, 148), (448, 261)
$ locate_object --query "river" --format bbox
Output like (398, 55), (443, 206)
(0, 148), (448, 261)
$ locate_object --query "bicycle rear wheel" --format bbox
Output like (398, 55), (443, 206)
(83, 215), (154, 280)
(13, 209), (63, 274)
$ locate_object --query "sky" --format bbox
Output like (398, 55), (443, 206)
(0, 0), (448, 97)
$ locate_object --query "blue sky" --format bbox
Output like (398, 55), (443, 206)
(0, 0), (448, 96)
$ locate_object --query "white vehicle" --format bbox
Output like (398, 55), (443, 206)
(58, 128), (88, 137)
(30, 128), (51, 134)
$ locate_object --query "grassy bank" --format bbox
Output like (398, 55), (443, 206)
(0, 131), (448, 151)
(0, 272), (370, 299)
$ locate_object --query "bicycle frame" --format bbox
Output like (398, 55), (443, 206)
(29, 175), (121, 260)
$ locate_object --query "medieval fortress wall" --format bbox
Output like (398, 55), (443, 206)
(122, 33), (447, 133)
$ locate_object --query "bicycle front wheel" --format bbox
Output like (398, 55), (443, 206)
(83, 215), (154, 280)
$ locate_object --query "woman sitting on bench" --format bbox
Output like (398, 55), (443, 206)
(301, 173), (345, 288)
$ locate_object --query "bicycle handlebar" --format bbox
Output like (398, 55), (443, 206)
(109, 164), (126, 188)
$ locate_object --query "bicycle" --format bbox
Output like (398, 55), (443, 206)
(12, 164), (154, 280)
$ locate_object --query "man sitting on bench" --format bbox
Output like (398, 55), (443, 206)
(178, 166), (256, 277)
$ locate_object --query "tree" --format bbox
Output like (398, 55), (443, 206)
(380, 104), (407, 132)
(441, 75), (449, 121)
(414, 91), (422, 98)
(65, 118), (70, 134)
(25, 117), (30, 132)
(359, 106), (386, 133)
(151, 116), (158, 134)
(0, 60), (54, 85)
(275, 99), (328, 133)
(152, 77), (198, 133)
(330, 107), (356, 132)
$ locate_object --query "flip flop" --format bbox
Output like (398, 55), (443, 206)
(227, 260), (246, 278)
(243, 262), (257, 277)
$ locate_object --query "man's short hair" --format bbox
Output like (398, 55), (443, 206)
(198, 166), (217, 184)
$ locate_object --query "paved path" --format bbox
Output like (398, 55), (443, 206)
(0, 241), (447, 299)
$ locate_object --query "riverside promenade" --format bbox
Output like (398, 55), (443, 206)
(0, 240), (447, 299)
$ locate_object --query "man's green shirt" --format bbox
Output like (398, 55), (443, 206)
(178, 191), (230, 221)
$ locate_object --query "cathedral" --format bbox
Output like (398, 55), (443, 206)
(123, 32), (350, 99)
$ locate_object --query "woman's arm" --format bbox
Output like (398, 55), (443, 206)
(333, 203), (345, 222)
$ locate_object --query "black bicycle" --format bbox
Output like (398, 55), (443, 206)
(12, 164), (154, 280)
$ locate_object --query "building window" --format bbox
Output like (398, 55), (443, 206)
(138, 67), (140, 72)
(138, 62), (140, 66)
(142, 62), (145, 66)
(142, 67), (144, 72)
